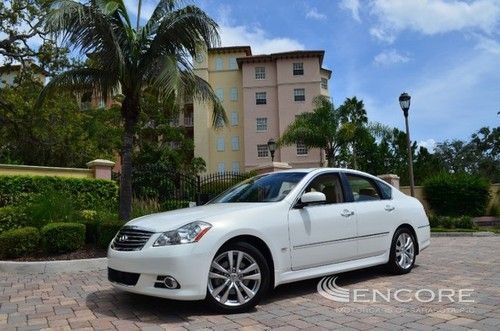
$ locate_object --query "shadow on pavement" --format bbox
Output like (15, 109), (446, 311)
(85, 264), (419, 323)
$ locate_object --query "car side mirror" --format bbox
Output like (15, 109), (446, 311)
(296, 191), (326, 208)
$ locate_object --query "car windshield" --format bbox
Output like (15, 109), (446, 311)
(210, 172), (307, 203)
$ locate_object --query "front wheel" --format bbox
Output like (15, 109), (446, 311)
(205, 242), (270, 313)
(387, 228), (416, 274)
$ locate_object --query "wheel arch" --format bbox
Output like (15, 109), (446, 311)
(218, 235), (276, 289)
(395, 223), (420, 255)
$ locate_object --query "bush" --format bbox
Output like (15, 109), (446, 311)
(22, 190), (78, 228)
(162, 200), (191, 211)
(423, 172), (490, 216)
(97, 220), (123, 249)
(428, 215), (474, 229)
(41, 222), (85, 254)
(77, 210), (118, 244)
(0, 227), (40, 258)
(0, 175), (118, 211)
(131, 197), (162, 219)
(0, 206), (27, 234)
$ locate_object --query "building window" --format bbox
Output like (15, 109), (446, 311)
(297, 142), (308, 155)
(256, 92), (267, 105)
(294, 88), (305, 102)
(257, 144), (269, 158)
(232, 161), (240, 173)
(255, 66), (266, 79)
(256, 117), (268, 131)
(231, 136), (240, 151)
(215, 57), (223, 70)
(230, 87), (238, 101)
(230, 111), (239, 126)
(216, 137), (225, 151)
(321, 78), (328, 89)
(229, 57), (237, 70)
(215, 88), (224, 101)
(217, 162), (225, 173)
(293, 62), (304, 75)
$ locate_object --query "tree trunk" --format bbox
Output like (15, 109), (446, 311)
(119, 97), (139, 221)
(326, 149), (335, 167)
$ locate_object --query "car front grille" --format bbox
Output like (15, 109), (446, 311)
(111, 226), (155, 251)
(108, 268), (140, 286)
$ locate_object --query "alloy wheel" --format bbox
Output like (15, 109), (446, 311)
(208, 250), (261, 306)
(395, 232), (415, 269)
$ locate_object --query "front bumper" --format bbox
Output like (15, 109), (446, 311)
(107, 239), (212, 301)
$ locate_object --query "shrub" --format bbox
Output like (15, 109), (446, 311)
(77, 210), (118, 244)
(131, 197), (162, 219)
(428, 215), (474, 229)
(0, 227), (40, 258)
(41, 222), (85, 254)
(97, 220), (123, 249)
(22, 190), (78, 228)
(423, 172), (490, 216)
(0, 206), (27, 234)
(162, 200), (191, 211)
(0, 175), (118, 211)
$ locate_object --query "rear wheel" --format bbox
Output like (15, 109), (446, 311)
(205, 242), (270, 313)
(387, 228), (416, 274)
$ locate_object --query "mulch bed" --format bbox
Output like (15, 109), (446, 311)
(11, 244), (107, 262)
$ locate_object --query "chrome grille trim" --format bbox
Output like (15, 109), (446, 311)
(111, 226), (155, 251)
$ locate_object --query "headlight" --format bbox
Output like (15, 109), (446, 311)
(153, 221), (212, 246)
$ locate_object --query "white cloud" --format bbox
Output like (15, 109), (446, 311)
(475, 35), (500, 54)
(306, 7), (327, 20)
(418, 139), (437, 152)
(219, 24), (305, 54)
(373, 49), (410, 66)
(370, 0), (500, 42)
(340, 0), (361, 22)
(216, 5), (304, 54)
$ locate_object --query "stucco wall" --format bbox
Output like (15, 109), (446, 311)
(0, 164), (93, 178)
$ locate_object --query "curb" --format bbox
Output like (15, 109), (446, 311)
(0, 257), (107, 274)
(431, 231), (497, 237)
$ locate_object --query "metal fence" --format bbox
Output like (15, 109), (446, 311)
(132, 165), (250, 206)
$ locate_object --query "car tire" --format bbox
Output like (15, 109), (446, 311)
(205, 242), (270, 313)
(387, 227), (416, 275)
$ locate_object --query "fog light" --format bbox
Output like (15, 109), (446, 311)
(164, 276), (178, 289)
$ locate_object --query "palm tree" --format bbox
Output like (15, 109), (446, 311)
(37, 0), (224, 221)
(339, 97), (368, 169)
(278, 95), (355, 167)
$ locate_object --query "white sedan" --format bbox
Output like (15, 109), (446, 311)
(107, 168), (430, 312)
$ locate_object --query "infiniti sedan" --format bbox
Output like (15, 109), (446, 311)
(108, 168), (430, 312)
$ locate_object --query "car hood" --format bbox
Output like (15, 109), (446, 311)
(126, 203), (275, 232)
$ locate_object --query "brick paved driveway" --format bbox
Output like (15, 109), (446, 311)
(1, 237), (499, 330)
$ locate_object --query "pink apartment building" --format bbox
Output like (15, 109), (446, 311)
(193, 46), (331, 173)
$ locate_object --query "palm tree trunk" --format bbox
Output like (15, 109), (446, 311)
(119, 97), (139, 221)
(326, 149), (335, 167)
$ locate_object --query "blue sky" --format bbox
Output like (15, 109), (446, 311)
(186, 0), (499, 150)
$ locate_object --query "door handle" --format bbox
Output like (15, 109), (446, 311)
(385, 205), (395, 212)
(341, 209), (355, 217)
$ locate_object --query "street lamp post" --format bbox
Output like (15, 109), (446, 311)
(267, 139), (277, 162)
(399, 92), (415, 197)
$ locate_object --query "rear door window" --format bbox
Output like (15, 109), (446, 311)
(346, 175), (381, 202)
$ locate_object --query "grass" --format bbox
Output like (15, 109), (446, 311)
(431, 227), (500, 233)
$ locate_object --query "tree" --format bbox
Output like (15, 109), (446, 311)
(338, 96), (368, 169)
(38, 0), (224, 221)
(278, 95), (355, 166)
(0, 70), (121, 166)
(0, 0), (70, 73)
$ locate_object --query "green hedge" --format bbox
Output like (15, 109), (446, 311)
(162, 200), (190, 211)
(77, 210), (118, 244)
(423, 172), (490, 216)
(0, 175), (118, 211)
(41, 222), (85, 254)
(0, 227), (40, 258)
(0, 206), (27, 234)
(429, 215), (474, 229)
(97, 220), (123, 249)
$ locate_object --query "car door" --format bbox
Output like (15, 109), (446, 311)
(288, 172), (358, 270)
(344, 173), (396, 258)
